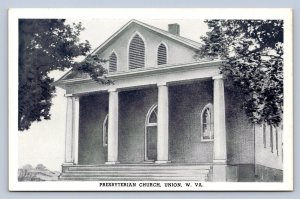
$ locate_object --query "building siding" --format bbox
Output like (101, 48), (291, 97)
(255, 124), (283, 170)
(118, 87), (158, 163)
(78, 93), (108, 164)
(169, 81), (214, 163)
(77, 81), (216, 165)
(225, 87), (255, 165)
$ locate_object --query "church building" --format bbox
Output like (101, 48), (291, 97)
(55, 19), (283, 182)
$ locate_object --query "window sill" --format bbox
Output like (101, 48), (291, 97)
(200, 139), (214, 142)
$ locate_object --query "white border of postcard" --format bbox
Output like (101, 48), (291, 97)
(9, 8), (293, 191)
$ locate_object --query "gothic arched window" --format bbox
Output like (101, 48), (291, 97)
(103, 114), (108, 146)
(157, 43), (167, 65)
(145, 104), (158, 161)
(128, 34), (145, 69)
(109, 52), (117, 72)
(201, 103), (214, 141)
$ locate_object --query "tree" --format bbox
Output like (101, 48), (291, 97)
(22, 164), (33, 170)
(18, 164), (35, 181)
(35, 163), (47, 171)
(196, 20), (283, 126)
(18, 19), (109, 131)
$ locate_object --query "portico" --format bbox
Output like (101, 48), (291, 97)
(59, 61), (228, 181)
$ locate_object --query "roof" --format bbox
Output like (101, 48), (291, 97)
(135, 20), (202, 49)
(90, 19), (202, 55)
(55, 19), (203, 84)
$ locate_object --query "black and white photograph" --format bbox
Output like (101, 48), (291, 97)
(8, 8), (293, 191)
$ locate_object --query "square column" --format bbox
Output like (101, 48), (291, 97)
(73, 97), (80, 164)
(156, 83), (170, 164)
(212, 75), (227, 181)
(64, 96), (80, 165)
(64, 96), (73, 164)
(106, 89), (120, 164)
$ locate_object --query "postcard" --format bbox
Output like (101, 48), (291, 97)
(9, 8), (293, 191)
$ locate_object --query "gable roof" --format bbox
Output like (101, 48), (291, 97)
(90, 19), (202, 55)
(55, 19), (202, 84)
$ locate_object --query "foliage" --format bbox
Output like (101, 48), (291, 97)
(197, 20), (283, 126)
(35, 163), (47, 171)
(18, 164), (59, 181)
(74, 54), (113, 84)
(18, 168), (36, 181)
(18, 19), (109, 131)
(22, 164), (34, 170)
(18, 164), (35, 181)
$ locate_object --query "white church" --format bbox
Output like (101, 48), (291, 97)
(55, 19), (283, 182)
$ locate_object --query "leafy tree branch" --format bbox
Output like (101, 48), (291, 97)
(18, 19), (110, 131)
(196, 20), (283, 126)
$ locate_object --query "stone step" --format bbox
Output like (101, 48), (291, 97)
(66, 168), (211, 172)
(66, 163), (211, 167)
(64, 170), (209, 175)
(61, 172), (209, 177)
(66, 165), (211, 172)
(60, 164), (212, 181)
(59, 176), (209, 181)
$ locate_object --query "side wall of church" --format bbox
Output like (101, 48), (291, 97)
(225, 87), (255, 165)
(225, 87), (256, 181)
(254, 123), (283, 181)
(225, 86), (283, 181)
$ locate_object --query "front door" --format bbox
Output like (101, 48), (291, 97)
(146, 126), (157, 161)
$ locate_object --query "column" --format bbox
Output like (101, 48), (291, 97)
(73, 96), (80, 165)
(156, 83), (170, 164)
(64, 96), (73, 164)
(64, 95), (80, 165)
(212, 75), (227, 181)
(106, 89), (120, 164)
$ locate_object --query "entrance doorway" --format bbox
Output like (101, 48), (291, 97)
(145, 104), (158, 162)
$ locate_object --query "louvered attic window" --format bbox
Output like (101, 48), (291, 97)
(129, 34), (145, 69)
(109, 52), (117, 72)
(157, 43), (167, 65)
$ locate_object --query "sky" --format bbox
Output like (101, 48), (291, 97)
(18, 19), (208, 171)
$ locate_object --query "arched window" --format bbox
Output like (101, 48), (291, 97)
(103, 114), (108, 146)
(201, 103), (214, 141)
(145, 104), (158, 161)
(157, 43), (167, 65)
(109, 52), (117, 72)
(128, 34), (145, 69)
